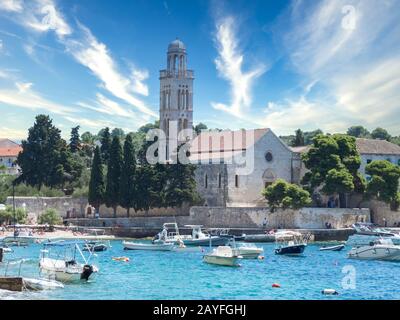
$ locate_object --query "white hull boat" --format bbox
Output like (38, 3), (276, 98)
(123, 241), (174, 251)
(39, 257), (98, 282)
(172, 246), (203, 253)
(23, 277), (64, 290)
(319, 244), (345, 251)
(348, 239), (400, 261)
(232, 243), (263, 259)
(203, 246), (242, 267)
(2, 236), (36, 246)
(347, 234), (400, 246)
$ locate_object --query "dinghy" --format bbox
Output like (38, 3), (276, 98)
(319, 244), (345, 251)
(123, 241), (174, 251)
(231, 242), (264, 259)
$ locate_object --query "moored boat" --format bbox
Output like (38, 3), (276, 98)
(123, 240), (174, 251)
(231, 242), (264, 259)
(203, 246), (242, 267)
(347, 238), (400, 261)
(39, 241), (99, 282)
(275, 231), (309, 255)
(319, 244), (345, 251)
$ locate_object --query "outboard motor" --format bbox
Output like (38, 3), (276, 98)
(81, 264), (94, 281)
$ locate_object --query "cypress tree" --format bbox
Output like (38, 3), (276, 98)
(105, 136), (123, 217)
(120, 135), (136, 217)
(69, 126), (81, 153)
(100, 127), (111, 163)
(88, 146), (105, 213)
(292, 129), (305, 147)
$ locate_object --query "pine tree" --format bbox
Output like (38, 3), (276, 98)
(120, 135), (136, 217)
(17, 115), (71, 189)
(100, 127), (111, 163)
(105, 136), (123, 217)
(69, 126), (81, 153)
(292, 129), (305, 147)
(88, 146), (105, 213)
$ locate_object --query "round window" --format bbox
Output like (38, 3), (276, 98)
(265, 152), (273, 162)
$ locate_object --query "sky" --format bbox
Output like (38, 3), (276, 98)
(0, 0), (399, 140)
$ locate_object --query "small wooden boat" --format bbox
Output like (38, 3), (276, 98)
(319, 244), (345, 251)
(203, 246), (242, 267)
(123, 241), (174, 251)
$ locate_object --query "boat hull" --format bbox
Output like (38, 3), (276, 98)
(39, 258), (98, 282)
(320, 244), (345, 252)
(203, 255), (240, 266)
(183, 237), (228, 246)
(348, 246), (400, 261)
(123, 241), (174, 251)
(244, 234), (275, 243)
(233, 247), (263, 259)
(23, 278), (64, 290)
(275, 244), (306, 255)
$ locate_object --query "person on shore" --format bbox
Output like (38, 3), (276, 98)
(262, 217), (267, 229)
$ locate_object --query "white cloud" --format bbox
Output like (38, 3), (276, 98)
(1, 0), (156, 120)
(0, 0), (23, 12)
(63, 115), (115, 130)
(0, 126), (27, 139)
(0, 82), (77, 115)
(211, 16), (267, 117)
(273, 0), (400, 134)
(0, 39), (3, 52)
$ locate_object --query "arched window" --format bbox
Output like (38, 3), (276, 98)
(186, 90), (189, 109)
(177, 90), (181, 109)
(205, 174), (208, 188)
(183, 119), (188, 130)
(235, 175), (239, 188)
(218, 173), (222, 188)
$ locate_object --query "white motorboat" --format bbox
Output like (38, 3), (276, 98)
(39, 241), (99, 282)
(352, 223), (398, 237)
(203, 246), (242, 267)
(231, 242), (264, 259)
(347, 233), (400, 246)
(319, 244), (345, 251)
(153, 223), (228, 246)
(123, 241), (174, 251)
(348, 238), (400, 261)
(23, 277), (64, 291)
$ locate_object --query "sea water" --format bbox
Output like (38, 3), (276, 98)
(0, 240), (399, 300)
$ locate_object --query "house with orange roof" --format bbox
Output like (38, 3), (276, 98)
(0, 139), (22, 174)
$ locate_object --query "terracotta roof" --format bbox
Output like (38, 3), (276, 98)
(0, 139), (22, 157)
(190, 128), (269, 154)
(356, 138), (400, 155)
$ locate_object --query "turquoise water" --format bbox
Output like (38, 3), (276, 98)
(1, 240), (400, 300)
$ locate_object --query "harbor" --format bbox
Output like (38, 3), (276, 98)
(1, 223), (400, 300)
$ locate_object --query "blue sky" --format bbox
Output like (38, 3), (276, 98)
(0, 0), (399, 140)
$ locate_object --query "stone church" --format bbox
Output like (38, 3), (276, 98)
(159, 40), (400, 208)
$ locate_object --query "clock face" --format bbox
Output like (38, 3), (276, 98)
(265, 152), (273, 162)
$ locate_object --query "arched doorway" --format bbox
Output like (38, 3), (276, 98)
(262, 169), (276, 188)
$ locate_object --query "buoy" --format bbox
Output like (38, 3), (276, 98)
(322, 288), (339, 295)
(112, 257), (130, 262)
(272, 283), (281, 288)
(258, 255), (265, 260)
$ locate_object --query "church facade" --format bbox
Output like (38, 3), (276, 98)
(159, 40), (400, 208)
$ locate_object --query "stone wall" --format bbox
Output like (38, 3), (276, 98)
(66, 206), (370, 230)
(369, 200), (400, 226)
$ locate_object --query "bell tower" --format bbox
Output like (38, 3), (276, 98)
(159, 39), (194, 144)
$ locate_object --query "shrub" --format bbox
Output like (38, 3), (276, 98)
(38, 208), (62, 226)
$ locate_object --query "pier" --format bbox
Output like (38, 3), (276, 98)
(0, 277), (24, 292)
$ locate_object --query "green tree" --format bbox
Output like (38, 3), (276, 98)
(100, 127), (111, 163)
(69, 126), (81, 153)
(81, 131), (95, 145)
(17, 115), (74, 189)
(371, 127), (391, 141)
(0, 206), (27, 225)
(105, 136), (123, 217)
(88, 146), (105, 213)
(291, 129), (305, 147)
(194, 123), (208, 135)
(301, 134), (364, 207)
(119, 135), (136, 217)
(262, 179), (311, 212)
(347, 126), (370, 138)
(111, 128), (126, 140)
(38, 208), (62, 225)
(164, 145), (199, 207)
(304, 129), (323, 145)
(366, 160), (400, 210)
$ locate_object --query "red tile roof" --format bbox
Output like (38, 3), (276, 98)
(0, 139), (22, 157)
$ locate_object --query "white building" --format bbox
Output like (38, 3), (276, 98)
(0, 138), (22, 175)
